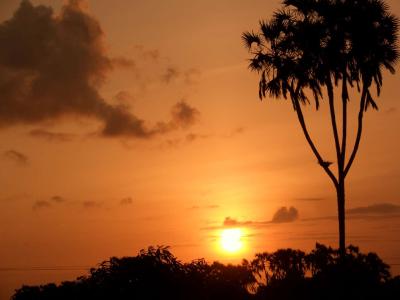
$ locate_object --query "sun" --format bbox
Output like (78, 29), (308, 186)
(220, 228), (244, 253)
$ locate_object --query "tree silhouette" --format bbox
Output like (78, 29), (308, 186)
(12, 244), (400, 300)
(242, 0), (399, 255)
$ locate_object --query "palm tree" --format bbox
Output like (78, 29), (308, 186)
(243, 0), (399, 256)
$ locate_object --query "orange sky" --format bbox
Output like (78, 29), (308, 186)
(1, 1), (400, 299)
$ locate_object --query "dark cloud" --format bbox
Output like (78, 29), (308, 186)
(204, 206), (300, 230)
(223, 217), (253, 227)
(223, 207), (299, 227)
(161, 131), (208, 148)
(161, 67), (201, 85)
(0, 1), (199, 139)
(50, 195), (65, 203)
(33, 200), (51, 210)
(29, 129), (75, 142)
(111, 57), (135, 68)
(102, 99), (199, 138)
(170, 100), (200, 129)
(185, 133), (209, 143)
(162, 67), (180, 83)
(271, 206), (299, 223)
(83, 201), (102, 208)
(3, 150), (28, 165)
(120, 197), (133, 206)
(347, 203), (400, 215)
(162, 138), (182, 148)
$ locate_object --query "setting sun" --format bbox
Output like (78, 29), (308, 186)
(220, 228), (244, 253)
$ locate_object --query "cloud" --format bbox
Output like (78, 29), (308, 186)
(33, 200), (51, 210)
(3, 150), (28, 165)
(185, 133), (209, 143)
(203, 206), (300, 230)
(111, 57), (135, 68)
(29, 129), (75, 142)
(50, 195), (65, 203)
(347, 203), (400, 215)
(161, 67), (201, 85)
(170, 100), (200, 129)
(0, 1), (199, 139)
(160, 131), (209, 148)
(120, 197), (133, 206)
(161, 67), (180, 83)
(82, 200), (102, 208)
(32, 196), (66, 210)
(301, 203), (400, 223)
(223, 217), (253, 227)
(271, 206), (299, 223)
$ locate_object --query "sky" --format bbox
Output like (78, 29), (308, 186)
(1, 0), (400, 299)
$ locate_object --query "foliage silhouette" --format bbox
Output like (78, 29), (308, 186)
(12, 244), (400, 300)
(243, 0), (399, 255)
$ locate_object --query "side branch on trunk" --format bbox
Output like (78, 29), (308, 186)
(291, 93), (339, 188)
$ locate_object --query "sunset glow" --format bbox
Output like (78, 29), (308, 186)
(220, 228), (244, 253)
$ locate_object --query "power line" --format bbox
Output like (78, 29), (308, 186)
(0, 266), (92, 272)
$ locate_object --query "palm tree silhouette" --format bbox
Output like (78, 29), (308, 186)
(243, 0), (399, 255)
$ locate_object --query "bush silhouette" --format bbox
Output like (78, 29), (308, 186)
(12, 244), (400, 300)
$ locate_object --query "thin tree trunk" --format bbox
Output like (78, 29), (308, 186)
(338, 73), (348, 257)
(337, 178), (346, 256)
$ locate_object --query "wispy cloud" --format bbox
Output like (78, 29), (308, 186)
(3, 150), (29, 166)
(120, 197), (133, 206)
(33, 200), (52, 210)
(29, 129), (75, 142)
(161, 67), (180, 84)
(32, 196), (66, 210)
(83, 201), (102, 209)
(160, 66), (201, 85)
(301, 203), (400, 223)
(50, 195), (66, 203)
(347, 203), (400, 216)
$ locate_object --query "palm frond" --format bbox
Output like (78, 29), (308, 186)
(242, 31), (261, 50)
(365, 89), (379, 111)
